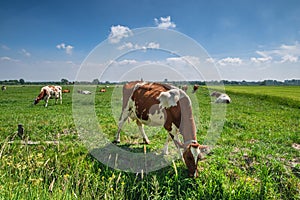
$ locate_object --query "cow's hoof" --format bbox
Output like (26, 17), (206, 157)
(143, 139), (150, 144)
(112, 140), (120, 144)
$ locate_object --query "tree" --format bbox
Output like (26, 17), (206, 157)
(19, 78), (25, 85)
(92, 79), (100, 85)
(61, 78), (69, 85)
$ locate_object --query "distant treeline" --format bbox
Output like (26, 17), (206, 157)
(1, 78), (300, 86)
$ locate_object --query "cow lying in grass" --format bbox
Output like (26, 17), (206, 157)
(114, 81), (209, 177)
(34, 85), (62, 107)
(211, 91), (231, 104)
(77, 90), (92, 95)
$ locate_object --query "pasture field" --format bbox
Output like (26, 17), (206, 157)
(0, 85), (299, 199)
(225, 86), (300, 108)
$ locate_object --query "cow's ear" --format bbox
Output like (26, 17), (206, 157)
(199, 145), (210, 152)
(197, 152), (203, 160)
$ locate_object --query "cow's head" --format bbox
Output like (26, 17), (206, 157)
(183, 143), (209, 177)
(33, 89), (46, 105)
(33, 98), (40, 105)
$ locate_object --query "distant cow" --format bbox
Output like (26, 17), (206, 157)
(1, 86), (6, 91)
(211, 91), (231, 104)
(100, 88), (106, 92)
(192, 84), (199, 93)
(114, 81), (209, 177)
(34, 85), (62, 107)
(62, 89), (70, 93)
(181, 85), (188, 92)
(78, 90), (92, 95)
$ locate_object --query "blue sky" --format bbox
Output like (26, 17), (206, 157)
(0, 0), (300, 81)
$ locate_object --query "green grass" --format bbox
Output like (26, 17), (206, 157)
(0, 85), (299, 199)
(224, 85), (300, 108)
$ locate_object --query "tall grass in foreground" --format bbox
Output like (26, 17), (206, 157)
(0, 85), (299, 199)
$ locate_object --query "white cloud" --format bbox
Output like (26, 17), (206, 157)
(254, 42), (300, 63)
(166, 57), (187, 65)
(218, 57), (242, 66)
(109, 25), (132, 44)
(117, 42), (160, 50)
(56, 43), (74, 55)
(154, 16), (176, 29)
(65, 45), (74, 55)
(1, 44), (10, 50)
(147, 42), (160, 49)
(166, 56), (200, 66)
(280, 54), (298, 63)
(250, 56), (272, 64)
(0, 56), (19, 62)
(117, 42), (134, 50)
(20, 49), (31, 57)
(117, 59), (138, 65)
(205, 58), (216, 64)
(56, 43), (65, 49)
(250, 51), (272, 64)
(205, 57), (237, 66)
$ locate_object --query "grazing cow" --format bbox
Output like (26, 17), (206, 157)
(211, 91), (231, 104)
(34, 85), (62, 107)
(77, 90), (92, 95)
(62, 89), (70, 93)
(1, 85), (6, 91)
(192, 84), (199, 93)
(100, 88), (106, 92)
(114, 81), (208, 177)
(181, 85), (188, 92)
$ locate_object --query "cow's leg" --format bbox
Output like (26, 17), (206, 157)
(113, 111), (129, 144)
(136, 121), (150, 144)
(162, 134), (172, 155)
(45, 96), (50, 107)
(59, 93), (62, 104)
(169, 127), (184, 160)
(173, 132), (183, 160)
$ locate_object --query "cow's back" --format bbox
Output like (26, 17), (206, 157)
(121, 81), (143, 111)
(131, 83), (170, 121)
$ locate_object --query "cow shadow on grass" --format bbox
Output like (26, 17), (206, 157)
(89, 143), (184, 177)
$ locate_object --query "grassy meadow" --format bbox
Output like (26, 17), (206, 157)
(0, 85), (299, 199)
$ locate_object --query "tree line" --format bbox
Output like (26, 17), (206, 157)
(1, 78), (299, 86)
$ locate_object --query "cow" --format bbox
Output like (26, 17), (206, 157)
(62, 89), (70, 93)
(77, 90), (92, 95)
(114, 81), (209, 177)
(181, 85), (188, 92)
(192, 84), (199, 93)
(34, 85), (62, 107)
(1, 85), (6, 91)
(211, 91), (231, 104)
(100, 88), (106, 92)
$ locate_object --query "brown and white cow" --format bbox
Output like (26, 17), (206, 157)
(62, 89), (70, 93)
(181, 85), (188, 92)
(114, 81), (208, 177)
(1, 85), (6, 91)
(211, 91), (231, 104)
(100, 88), (106, 92)
(77, 90), (92, 95)
(34, 85), (62, 107)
